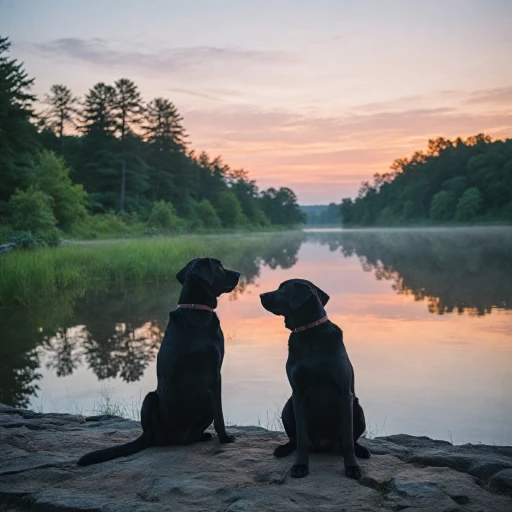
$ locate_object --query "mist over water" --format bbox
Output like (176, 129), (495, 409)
(1, 227), (511, 445)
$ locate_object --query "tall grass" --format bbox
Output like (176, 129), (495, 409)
(0, 235), (237, 306)
(0, 232), (300, 306)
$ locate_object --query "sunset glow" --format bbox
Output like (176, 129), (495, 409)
(2, 0), (512, 203)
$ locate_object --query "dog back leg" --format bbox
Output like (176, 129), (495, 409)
(273, 398), (297, 457)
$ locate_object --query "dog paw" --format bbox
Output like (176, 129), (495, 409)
(273, 442), (296, 458)
(200, 433), (213, 442)
(219, 433), (236, 443)
(355, 443), (371, 459)
(345, 465), (362, 480)
(291, 463), (309, 478)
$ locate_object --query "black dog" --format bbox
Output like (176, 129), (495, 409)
(260, 279), (370, 479)
(78, 258), (240, 466)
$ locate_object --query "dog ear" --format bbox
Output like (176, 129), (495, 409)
(313, 284), (330, 306)
(193, 258), (216, 287)
(176, 259), (196, 285)
(289, 282), (315, 310)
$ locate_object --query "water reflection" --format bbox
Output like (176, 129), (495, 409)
(310, 227), (512, 315)
(1, 228), (511, 435)
(0, 232), (305, 408)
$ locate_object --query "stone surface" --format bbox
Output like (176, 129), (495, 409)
(1, 404), (511, 511)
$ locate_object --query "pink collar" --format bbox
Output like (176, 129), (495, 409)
(178, 304), (215, 312)
(294, 315), (329, 333)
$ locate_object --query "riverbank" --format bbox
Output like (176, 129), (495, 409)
(0, 231), (305, 306)
(1, 405), (511, 511)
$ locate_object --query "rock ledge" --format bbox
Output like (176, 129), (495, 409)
(1, 404), (511, 511)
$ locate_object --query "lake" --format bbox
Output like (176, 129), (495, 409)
(1, 227), (511, 445)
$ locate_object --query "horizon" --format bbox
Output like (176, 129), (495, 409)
(2, 0), (512, 204)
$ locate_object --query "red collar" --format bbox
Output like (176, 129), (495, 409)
(294, 315), (329, 333)
(178, 304), (215, 312)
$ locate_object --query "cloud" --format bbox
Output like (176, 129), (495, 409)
(181, 102), (512, 202)
(466, 86), (512, 106)
(184, 105), (511, 149)
(23, 37), (298, 75)
(167, 87), (222, 102)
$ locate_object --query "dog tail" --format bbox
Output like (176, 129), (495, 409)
(77, 435), (149, 466)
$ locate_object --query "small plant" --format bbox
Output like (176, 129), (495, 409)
(92, 386), (141, 420)
(363, 414), (388, 439)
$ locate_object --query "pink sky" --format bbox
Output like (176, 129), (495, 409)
(2, 0), (512, 203)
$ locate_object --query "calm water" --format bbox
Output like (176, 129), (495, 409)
(1, 228), (511, 445)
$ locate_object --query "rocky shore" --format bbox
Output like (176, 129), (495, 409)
(1, 404), (511, 511)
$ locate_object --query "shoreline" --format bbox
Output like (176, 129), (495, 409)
(1, 404), (511, 510)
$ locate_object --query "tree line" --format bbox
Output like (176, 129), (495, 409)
(0, 36), (305, 243)
(340, 135), (512, 226)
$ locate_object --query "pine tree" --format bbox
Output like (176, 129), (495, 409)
(77, 83), (119, 211)
(113, 78), (143, 212)
(81, 82), (116, 136)
(143, 98), (190, 206)
(0, 35), (39, 204)
(42, 84), (79, 139)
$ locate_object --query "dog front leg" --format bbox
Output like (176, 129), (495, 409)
(290, 392), (309, 478)
(214, 373), (235, 443)
(340, 391), (361, 479)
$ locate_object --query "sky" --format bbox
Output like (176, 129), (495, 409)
(1, 0), (512, 204)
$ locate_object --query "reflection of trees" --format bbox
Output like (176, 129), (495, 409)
(227, 232), (305, 300)
(42, 285), (171, 383)
(261, 232), (304, 270)
(309, 228), (512, 315)
(1, 232), (305, 407)
(0, 347), (40, 408)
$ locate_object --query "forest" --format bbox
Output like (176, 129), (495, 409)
(341, 135), (512, 226)
(0, 36), (305, 245)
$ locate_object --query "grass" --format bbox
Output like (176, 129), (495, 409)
(0, 232), (283, 306)
(92, 385), (142, 421)
(363, 414), (388, 439)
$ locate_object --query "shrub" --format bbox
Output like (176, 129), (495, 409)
(8, 187), (60, 244)
(455, 188), (482, 222)
(429, 191), (456, 222)
(215, 191), (244, 228)
(194, 200), (222, 229)
(30, 150), (87, 231)
(147, 201), (183, 231)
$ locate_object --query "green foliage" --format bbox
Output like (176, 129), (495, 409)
(0, 38), (303, 235)
(70, 213), (145, 240)
(0, 36), (39, 203)
(29, 150), (88, 230)
(215, 191), (244, 227)
(429, 191), (456, 222)
(261, 187), (306, 226)
(7, 187), (60, 244)
(455, 188), (482, 222)
(147, 201), (183, 230)
(194, 199), (222, 229)
(0, 232), (304, 306)
(341, 135), (512, 226)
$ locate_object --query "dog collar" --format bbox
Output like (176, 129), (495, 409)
(178, 304), (215, 312)
(294, 315), (329, 333)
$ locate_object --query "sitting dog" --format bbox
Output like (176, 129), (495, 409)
(260, 279), (370, 479)
(78, 257), (240, 465)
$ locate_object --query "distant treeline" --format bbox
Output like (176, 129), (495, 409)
(341, 135), (512, 226)
(0, 36), (305, 244)
(301, 204), (341, 225)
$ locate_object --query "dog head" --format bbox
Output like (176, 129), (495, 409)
(259, 278), (329, 330)
(176, 258), (240, 297)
